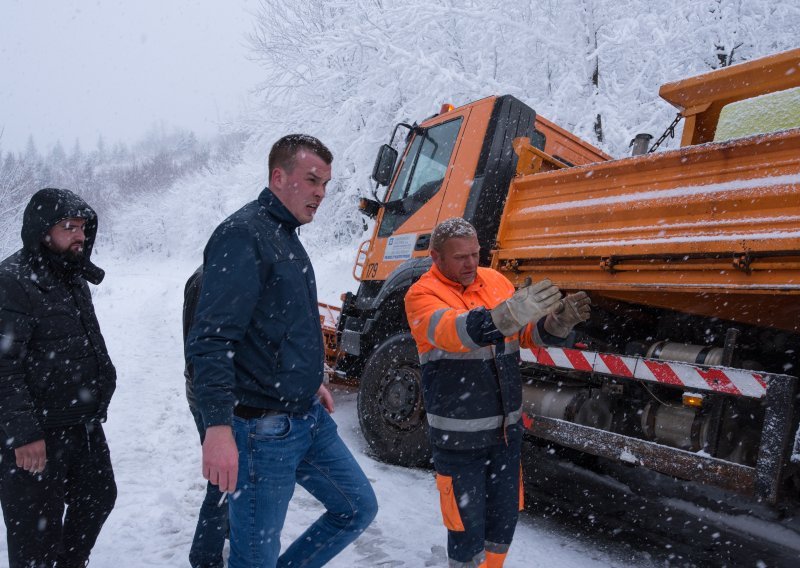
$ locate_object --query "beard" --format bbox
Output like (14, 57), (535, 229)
(62, 247), (85, 263)
(41, 245), (85, 280)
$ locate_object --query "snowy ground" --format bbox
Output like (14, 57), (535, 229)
(0, 254), (647, 567)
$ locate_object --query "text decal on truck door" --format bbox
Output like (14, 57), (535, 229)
(383, 233), (417, 261)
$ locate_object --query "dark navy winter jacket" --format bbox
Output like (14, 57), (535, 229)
(186, 187), (324, 428)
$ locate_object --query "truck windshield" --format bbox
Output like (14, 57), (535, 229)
(379, 117), (462, 237)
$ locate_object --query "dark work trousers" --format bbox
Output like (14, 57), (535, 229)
(0, 423), (116, 568)
(432, 425), (523, 566)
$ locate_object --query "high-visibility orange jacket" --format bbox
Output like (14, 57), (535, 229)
(405, 264), (559, 450)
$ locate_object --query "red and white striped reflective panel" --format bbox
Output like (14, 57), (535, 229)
(520, 347), (769, 399)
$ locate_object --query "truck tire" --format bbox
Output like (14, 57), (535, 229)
(357, 333), (432, 467)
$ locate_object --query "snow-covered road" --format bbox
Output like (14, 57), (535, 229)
(1, 257), (645, 567)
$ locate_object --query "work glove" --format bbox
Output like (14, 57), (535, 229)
(543, 291), (591, 338)
(491, 278), (562, 336)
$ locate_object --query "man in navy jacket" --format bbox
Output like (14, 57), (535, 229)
(186, 135), (377, 568)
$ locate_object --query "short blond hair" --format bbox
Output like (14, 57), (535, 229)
(430, 217), (477, 252)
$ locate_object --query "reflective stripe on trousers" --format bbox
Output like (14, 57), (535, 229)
(427, 406), (522, 433)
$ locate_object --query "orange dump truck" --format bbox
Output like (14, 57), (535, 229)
(329, 48), (800, 505)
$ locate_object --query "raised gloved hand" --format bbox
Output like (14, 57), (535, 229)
(491, 279), (562, 336)
(543, 291), (591, 338)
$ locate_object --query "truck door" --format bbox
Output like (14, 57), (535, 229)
(360, 110), (469, 282)
(358, 95), (550, 280)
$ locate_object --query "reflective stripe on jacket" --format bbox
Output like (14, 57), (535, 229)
(405, 265), (539, 450)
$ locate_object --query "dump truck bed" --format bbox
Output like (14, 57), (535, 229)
(493, 127), (800, 332)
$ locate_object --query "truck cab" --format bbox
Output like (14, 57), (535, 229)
(336, 95), (607, 382)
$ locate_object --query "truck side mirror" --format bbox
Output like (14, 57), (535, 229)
(371, 144), (398, 186)
(358, 197), (382, 219)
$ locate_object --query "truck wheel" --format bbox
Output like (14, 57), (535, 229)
(357, 333), (431, 467)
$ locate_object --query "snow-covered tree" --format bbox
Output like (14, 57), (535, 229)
(244, 0), (798, 248)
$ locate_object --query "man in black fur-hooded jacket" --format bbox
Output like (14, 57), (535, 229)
(0, 188), (117, 568)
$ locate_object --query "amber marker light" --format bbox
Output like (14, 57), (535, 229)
(682, 393), (704, 408)
(439, 103), (454, 114)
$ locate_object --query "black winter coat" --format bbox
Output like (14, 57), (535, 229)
(0, 188), (116, 449)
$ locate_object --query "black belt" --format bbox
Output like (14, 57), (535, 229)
(233, 405), (287, 419)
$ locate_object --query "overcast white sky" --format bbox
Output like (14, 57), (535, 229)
(0, 0), (262, 154)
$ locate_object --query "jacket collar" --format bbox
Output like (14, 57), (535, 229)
(22, 251), (69, 292)
(429, 263), (485, 294)
(18, 248), (105, 292)
(258, 187), (301, 230)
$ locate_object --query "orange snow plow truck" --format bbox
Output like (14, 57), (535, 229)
(324, 48), (800, 505)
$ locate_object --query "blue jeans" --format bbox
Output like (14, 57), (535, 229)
(188, 382), (228, 568)
(229, 401), (378, 568)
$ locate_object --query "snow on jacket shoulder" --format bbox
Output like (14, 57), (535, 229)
(405, 265), (537, 451)
(187, 187), (324, 428)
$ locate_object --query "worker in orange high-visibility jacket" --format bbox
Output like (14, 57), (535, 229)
(405, 218), (590, 568)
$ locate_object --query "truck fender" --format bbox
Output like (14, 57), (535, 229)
(340, 257), (432, 362)
(357, 256), (432, 312)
